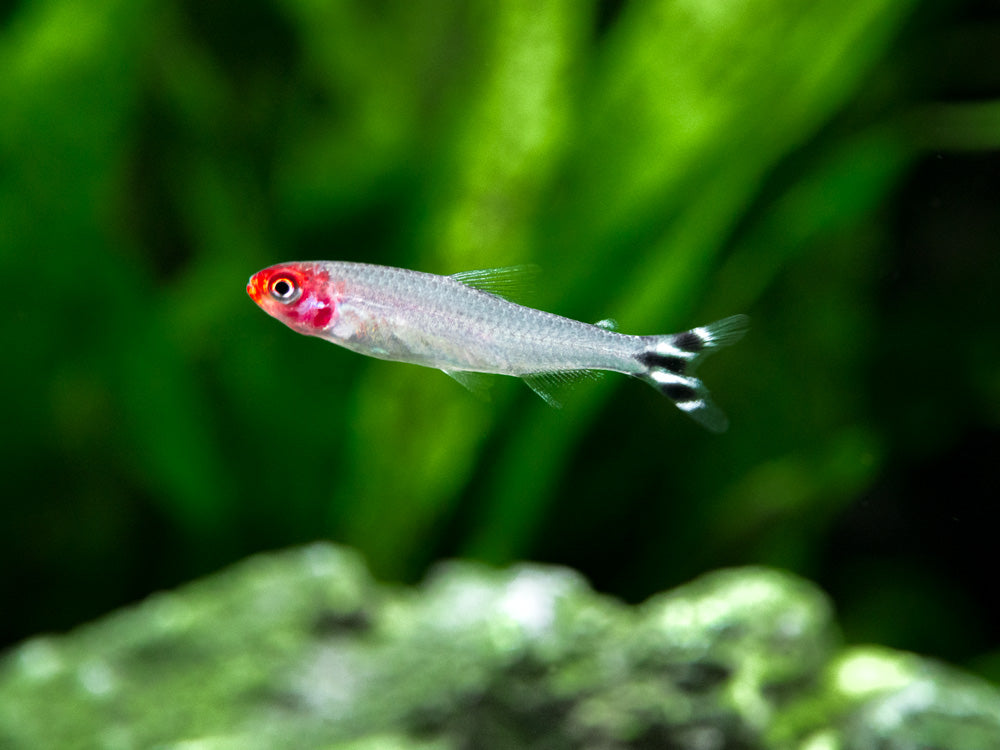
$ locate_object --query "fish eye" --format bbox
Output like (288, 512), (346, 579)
(269, 275), (301, 304)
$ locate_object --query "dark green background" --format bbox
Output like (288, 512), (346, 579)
(2, 0), (998, 683)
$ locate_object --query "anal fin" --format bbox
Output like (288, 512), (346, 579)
(522, 370), (603, 408)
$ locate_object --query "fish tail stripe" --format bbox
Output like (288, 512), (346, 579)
(648, 369), (690, 386)
(634, 314), (748, 432)
(672, 314), (749, 354)
(640, 370), (726, 432)
(635, 351), (688, 375)
(647, 370), (705, 409)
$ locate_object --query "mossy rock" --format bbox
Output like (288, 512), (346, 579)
(1, 544), (997, 749)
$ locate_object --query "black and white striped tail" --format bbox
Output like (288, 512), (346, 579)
(634, 315), (748, 432)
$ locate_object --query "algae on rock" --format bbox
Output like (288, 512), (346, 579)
(0, 544), (998, 749)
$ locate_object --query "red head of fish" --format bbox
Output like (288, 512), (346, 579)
(247, 262), (338, 334)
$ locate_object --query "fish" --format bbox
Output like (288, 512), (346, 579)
(247, 261), (747, 431)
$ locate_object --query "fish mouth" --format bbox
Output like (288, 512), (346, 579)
(247, 275), (261, 302)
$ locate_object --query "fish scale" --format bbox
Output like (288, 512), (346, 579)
(247, 261), (747, 431)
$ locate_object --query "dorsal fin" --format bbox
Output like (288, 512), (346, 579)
(450, 265), (539, 301)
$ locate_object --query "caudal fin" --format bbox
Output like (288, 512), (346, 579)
(634, 315), (748, 432)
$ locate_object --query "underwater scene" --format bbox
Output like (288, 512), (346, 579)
(2, 0), (999, 747)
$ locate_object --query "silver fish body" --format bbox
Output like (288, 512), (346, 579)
(326, 264), (640, 373)
(247, 261), (747, 431)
